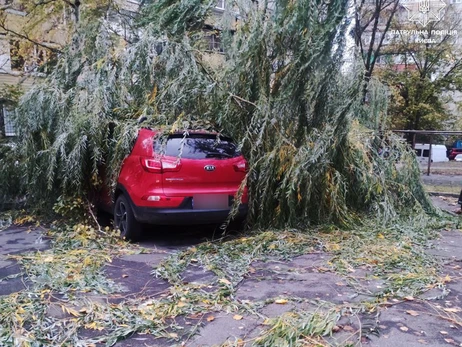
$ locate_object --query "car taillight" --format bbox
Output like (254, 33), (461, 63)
(162, 159), (182, 172)
(140, 157), (182, 173)
(233, 160), (248, 172)
(141, 158), (162, 173)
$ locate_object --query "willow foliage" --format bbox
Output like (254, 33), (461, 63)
(4, 0), (434, 226)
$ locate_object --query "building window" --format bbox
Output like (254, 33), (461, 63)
(0, 35), (11, 72)
(1, 106), (16, 137)
(1, 0), (25, 12)
(215, 0), (225, 10)
(206, 33), (224, 52)
(9, 40), (25, 71)
(8, 40), (57, 73)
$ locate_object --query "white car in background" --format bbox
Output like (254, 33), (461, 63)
(414, 143), (449, 163)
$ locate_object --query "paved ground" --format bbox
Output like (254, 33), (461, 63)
(422, 174), (462, 189)
(1, 196), (461, 346)
(419, 162), (462, 175)
(420, 162), (462, 192)
(0, 225), (49, 296)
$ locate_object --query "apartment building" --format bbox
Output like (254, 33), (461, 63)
(359, 0), (462, 68)
(356, 0), (462, 130)
(0, 0), (143, 138)
(0, 0), (57, 136)
(0, 0), (231, 138)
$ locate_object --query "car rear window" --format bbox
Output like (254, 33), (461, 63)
(155, 134), (241, 159)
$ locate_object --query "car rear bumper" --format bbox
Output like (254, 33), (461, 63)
(131, 204), (248, 225)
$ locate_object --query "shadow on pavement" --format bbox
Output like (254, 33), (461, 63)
(97, 210), (244, 250)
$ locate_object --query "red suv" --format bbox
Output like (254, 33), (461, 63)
(109, 128), (248, 240)
(449, 148), (462, 160)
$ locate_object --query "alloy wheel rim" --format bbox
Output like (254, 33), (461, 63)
(115, 201), (128, 236)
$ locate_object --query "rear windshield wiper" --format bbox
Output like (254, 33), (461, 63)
(205, 152), (233, 158)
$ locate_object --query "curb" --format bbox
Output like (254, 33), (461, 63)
(427, 191), (459, 198)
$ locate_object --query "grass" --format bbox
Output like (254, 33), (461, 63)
(419, 161), (462, 176)
(423, 184), (461, 195)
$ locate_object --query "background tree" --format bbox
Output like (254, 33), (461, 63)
(379, 6), (462, 136)
(353, 0), (400, 100)
(0, 0), (137, 74)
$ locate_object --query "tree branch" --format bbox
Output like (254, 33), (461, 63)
(0, 20), (62, 54)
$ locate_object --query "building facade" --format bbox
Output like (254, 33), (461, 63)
(0, 0), (144, 138)
(0, 0), (233, 138)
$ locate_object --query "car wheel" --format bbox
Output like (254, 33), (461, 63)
(114, 194), (141, 242)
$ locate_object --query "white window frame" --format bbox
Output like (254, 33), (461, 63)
(215, 0), (225, 10)
(2, 106), (16, 137)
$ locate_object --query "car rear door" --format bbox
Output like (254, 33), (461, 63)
(157, 134), (247, 207)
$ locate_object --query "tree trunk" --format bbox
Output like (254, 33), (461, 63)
(71, 0), (81, 23)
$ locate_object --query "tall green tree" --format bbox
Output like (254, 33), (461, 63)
(382, 70), (450, 131)
(353, 0), (400, 100)
(5, 0), (434, 225)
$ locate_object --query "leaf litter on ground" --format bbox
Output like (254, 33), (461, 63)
(0, 212), (458, 346)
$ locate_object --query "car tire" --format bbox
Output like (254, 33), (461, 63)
(114, 194), (141, 242)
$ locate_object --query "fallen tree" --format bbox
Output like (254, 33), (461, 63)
(1, 0), (435, 226)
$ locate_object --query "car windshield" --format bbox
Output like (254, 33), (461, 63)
(155, 134), (241, 159)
